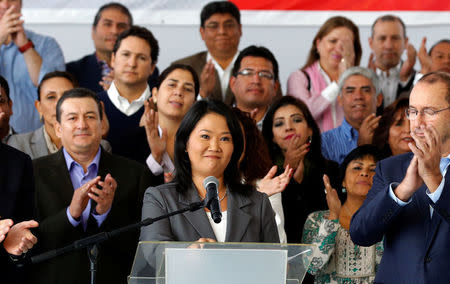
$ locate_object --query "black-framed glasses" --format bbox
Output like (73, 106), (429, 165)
(405, 107), (450, 120)
(237, 69), (274, 80)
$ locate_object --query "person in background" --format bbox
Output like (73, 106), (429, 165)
(287, 16), (362, 132)
(0, 75), (13, 142)
(7, 71), (111, 159)
(262, 96), (341, 246)
(303, 145), (383, 284)
(141, 64), (199, 183)
(372, 97), (413, 159)
(0, 0), (65, 133)
(414, 38), (450, 84)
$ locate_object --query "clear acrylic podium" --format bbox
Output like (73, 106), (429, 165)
(128, 241), (314, 284)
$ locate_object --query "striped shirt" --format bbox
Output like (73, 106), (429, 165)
(321, 118), (358, 165)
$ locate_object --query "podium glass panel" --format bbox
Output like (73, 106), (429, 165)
(128, 241), (314, 284)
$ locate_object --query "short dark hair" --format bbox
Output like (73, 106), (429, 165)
(418, 71), (450, 104)
(174, 100), (250, 195)
(200, 1), (241, 27)
(113, 25), (159, 64)
(372, 97), (409, 158)
(0, 75), (10, 101)
(56, 88), (103, 123)
(339, 144), (381, 187)
(156, 64), (200, 98)
(262, 95), (323, 167)
(37, 71), (77, 101)
(93, 2), (133, 27)
(371, 14), (406, 39)
(232, 45), (279, 83)
(429, 39), (450, 55)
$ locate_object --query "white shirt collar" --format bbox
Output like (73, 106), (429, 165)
(206, 51), (239, 100)
(107, 81), (150, 116)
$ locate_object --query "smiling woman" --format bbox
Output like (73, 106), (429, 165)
(140, 100), (279, 244)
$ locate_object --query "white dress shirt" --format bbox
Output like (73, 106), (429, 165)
(207, 51), (239, 101)
(107, 81), (150, 116)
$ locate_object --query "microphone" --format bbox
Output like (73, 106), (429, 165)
(203, 176), (222, 223)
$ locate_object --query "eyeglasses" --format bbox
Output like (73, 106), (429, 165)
(237, 69), (274, 80)
(205, 22), (238, 31)
(405, 107), (450, 120)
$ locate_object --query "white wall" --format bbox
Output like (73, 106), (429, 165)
(28, 23), (449, 94)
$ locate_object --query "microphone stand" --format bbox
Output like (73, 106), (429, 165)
(25, 200), (205, 284)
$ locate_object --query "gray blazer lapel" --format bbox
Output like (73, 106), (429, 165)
(225, 192), (252, 242)
(179, 185), (216, 240)
(31, 126), (51, 158)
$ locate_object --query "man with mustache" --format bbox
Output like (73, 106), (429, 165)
(173, 1), (241, 105)
(31, 88), (154, 284)
(350, 72), (450, 283)
(97, 26), (159, 164)
(321, 67), (383, 164)
(230, 45), (280, 130)
(368, 14), (416, 107)
(0, 0), (65, 134)
(66, 3), (158, 93)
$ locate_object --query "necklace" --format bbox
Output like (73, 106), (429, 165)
(219, 190), (227, 202)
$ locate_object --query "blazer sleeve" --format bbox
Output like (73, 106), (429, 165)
(261, 193), (281, 243)
(349, 160), (404, 246)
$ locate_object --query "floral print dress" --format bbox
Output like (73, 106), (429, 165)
(302, 211), (383, 284)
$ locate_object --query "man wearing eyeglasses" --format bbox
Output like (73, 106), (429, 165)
(229, 45), (280, 130)
(351, 71), (450, 283)
(172, 1), (241, 105)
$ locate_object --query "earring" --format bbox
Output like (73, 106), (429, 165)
(342, 187), (347, 193)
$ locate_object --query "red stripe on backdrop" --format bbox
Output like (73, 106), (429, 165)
(232, 0), (450, 11)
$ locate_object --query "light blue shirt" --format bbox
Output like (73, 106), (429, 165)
(63, 147), (110, 230)
(389, 154), (450, 217)
(0, 29), (65, 133)
(321, 118), (358, 164)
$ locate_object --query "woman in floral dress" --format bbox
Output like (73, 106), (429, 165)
(302, 145), (383, 284)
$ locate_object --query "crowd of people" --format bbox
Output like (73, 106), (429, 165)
(0, 1), (449, 284)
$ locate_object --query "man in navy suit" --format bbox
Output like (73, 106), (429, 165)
(350, 71), (450, 284)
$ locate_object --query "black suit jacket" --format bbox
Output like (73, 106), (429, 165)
(31, 148), (155, 284)
(172, 51), (235, 105)
(0, 142), (34, 284)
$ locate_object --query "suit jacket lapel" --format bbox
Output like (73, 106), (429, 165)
(179, 185), (216, 240)
(49, 150), (76, 206)
(32, 126), (51, 158)
(225, 192), (251, 242)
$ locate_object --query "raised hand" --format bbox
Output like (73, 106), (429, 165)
(338, 35), (355, 77)
(357, 114), (381, 145)
(199, 60), (216, 98)
(418, 37), (432, 74)
(256, 165), (293, 197)
(0, 6), (23, 46)
(399, 43), (417, 82)
(3, 220), (38, 255)
(141, 101), (167, 164)
(0, 219), (13, 243)
(69, 176), (102, 219)
(324, 174), (341, 220)
(89, 174), (117, 215)
(283, 135), (308, 170)
(99, 70), (114, 91)
(367, 53), (376, 72)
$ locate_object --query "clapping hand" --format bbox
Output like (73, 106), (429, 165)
(324, 174), (341, 220)
(257, 165), (293, 197)
(199, 60), (216, 98)
(141, 100), (167, 164)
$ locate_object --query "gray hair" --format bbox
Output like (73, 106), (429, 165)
(338, 66), (381, 95)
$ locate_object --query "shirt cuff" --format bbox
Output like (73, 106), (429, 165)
(321, 82), (339, 102)
(389, 182), (412, 206)
(146, 154), (164, 175)
(426, 176), (445, 203)
(66, 207), (81, 227)
(91, 208), (111, 227)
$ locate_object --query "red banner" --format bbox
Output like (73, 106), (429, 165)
(233, 0), (450, 11)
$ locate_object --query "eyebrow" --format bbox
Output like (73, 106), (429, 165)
(199, 129), (231, 135)
(167, 78), (194, 87)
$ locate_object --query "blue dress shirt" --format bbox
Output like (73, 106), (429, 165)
(0, 29), (65, 133)
(321, 118), (358, 164)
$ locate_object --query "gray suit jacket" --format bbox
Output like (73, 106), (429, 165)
(172, 51), (235, 105)
(7, 125), (112, 159)
(140, 182), (279, 243)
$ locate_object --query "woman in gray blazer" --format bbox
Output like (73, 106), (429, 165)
(7, 71), (111, 158)
(140, 100), (279, 244)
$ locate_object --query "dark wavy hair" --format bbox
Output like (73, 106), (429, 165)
(303, 16), (362, 70)
(233, 108), (272, 185)
(339, 144), (382, 187)
(373, 97), (409, 158)
(155, 64), (200, 97)
(174, 100), (251, 195)
(262, 95), (323, 168)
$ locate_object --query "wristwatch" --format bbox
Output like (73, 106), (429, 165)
(18, 40), (34, 53)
